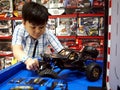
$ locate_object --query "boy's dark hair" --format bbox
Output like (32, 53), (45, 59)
(22, 2), (49, 25)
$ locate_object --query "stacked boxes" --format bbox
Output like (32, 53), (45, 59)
(0, 0), (105, 69)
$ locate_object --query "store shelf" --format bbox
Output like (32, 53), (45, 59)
(0, 52), (13, 57)
(48, 13), (104, 18)
(77, 36), (104, 39)
(0, 1), (105, 70)
(57, 36), (76, 39)
(78, 13), (104, 17)
(57, 36), (104, 41)
(0, 13), (104, 20)
(0, 36), (12, 40)
(0, 17), (22, 20)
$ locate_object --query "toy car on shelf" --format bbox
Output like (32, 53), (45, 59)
(36, 46), (102, 81)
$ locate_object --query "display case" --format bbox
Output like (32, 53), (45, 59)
(47, 13), (104, 60)
(0, 20), (13, 69)
(0, 0), (105, 66)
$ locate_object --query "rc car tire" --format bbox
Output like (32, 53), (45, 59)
(86, 62), (102, 81)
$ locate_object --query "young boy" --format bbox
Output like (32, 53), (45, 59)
(12, 2), (64, 71)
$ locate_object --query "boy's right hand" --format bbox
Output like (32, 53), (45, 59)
(24, 58), (39, 71)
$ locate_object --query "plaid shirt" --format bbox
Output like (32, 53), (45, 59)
(12, 24), (64, 58)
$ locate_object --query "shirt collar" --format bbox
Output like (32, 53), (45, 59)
(21, 24), (29, 38)
(24, 30), (29, 38)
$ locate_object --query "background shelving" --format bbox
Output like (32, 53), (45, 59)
(0, 0), (105, 69)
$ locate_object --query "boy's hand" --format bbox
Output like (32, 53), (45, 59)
(24, 58), (39, 70)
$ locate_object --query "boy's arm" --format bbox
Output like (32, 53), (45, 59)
(12, 45), (27, 61)
(12, 45), (39, 70)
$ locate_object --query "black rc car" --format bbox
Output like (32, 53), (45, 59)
(36, 46), (102, 81)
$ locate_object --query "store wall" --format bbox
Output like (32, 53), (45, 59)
(109, 0), (120, 90)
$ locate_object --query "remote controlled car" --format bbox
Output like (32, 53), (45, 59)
(36, 46), (102, 81)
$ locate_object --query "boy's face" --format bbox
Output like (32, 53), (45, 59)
(23, 21), (46, 39)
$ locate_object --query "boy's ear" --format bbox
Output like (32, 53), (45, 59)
(22, 19), (25, 25)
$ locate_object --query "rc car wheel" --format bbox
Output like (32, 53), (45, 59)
(86, 62), (102, 81)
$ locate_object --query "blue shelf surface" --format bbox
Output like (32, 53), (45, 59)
(0, 60), (103, 90)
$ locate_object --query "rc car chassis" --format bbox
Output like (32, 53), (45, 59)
(36, 46), (102, 81)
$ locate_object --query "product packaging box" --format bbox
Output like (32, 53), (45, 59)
(56, 17), (78, 36)
(13, 0), (36, 17)
(78, 17), (99, 36)
(47, 18), (56, 34)
(0, 0), (13, 17)
(0, 56), (13, 69)
(0, 20), (12, 36)
(12, 20), (22, 29)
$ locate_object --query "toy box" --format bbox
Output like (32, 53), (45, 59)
(77, 16), (104, 36)
(64, 0), (91, 14)
(0, 56), (13, 69)
(78, 17), (99, 36)
(0, 41), (12, 51)
(39, 0), (65, 15)
(91, 0), (105, 13)
(46, 18), (56, 34)
(13, 0), (36, 17)
(0, 0), (13, 17)
(98, 17), (104, 36)
(0, 20), (12, 36)
(56, 17), (77, 36)
(12, 20), (22, 29)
